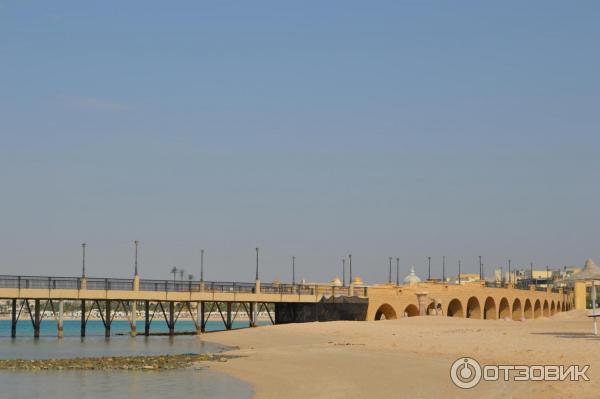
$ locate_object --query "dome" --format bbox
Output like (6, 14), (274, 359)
(352, 276), (364, 285)
(330, 277), (342, 287)
(575, 259), (600, 280)
(403, 266), (422, 285)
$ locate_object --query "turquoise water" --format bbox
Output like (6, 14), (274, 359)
(0, 320), (261, 398)
(0, 319), (265, 338)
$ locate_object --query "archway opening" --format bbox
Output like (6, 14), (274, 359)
(524, 299), (533, 319)
(550, 301), (556, 316)
(512, 298), (522, 321)
(499, 298), (510, 319)
(466, 297), (481, 319)
(543, 300), (549, 317)
(404, 304), (419, 317)
(484, 297), (496, 320)
(375, 303), (397, 320)
(447, 299), (464, 317)
(427, 302), (435, 315)
(534, 300), (542, 319)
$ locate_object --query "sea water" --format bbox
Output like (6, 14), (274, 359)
(0, 320), (258, 399)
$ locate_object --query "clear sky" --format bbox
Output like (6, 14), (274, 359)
(1, 1), (599, 283)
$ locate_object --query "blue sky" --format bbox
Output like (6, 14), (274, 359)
(1, 1), (599, 283)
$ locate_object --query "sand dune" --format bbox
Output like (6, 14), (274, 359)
(206, 311), (599, 399)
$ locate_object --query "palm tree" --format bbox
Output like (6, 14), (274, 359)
(171, 267), (178, 282)
(179, 269), (185, 281)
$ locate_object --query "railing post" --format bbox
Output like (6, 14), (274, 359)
(144, 300), (150, 336)
(57, 300), (64, 338)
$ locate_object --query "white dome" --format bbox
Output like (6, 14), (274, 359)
(404, 266), (422, 285)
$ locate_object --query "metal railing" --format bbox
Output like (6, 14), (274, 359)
(0, 275), (369, 297)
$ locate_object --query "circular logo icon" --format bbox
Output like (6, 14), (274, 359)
(450, 357), (482, 389)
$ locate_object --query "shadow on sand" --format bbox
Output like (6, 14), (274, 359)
(531, 332), (600, 340)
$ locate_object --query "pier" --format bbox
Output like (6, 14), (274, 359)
(0, 274), (571, 338)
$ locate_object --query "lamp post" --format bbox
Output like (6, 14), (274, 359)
(530, 262), (534, 286)
(427, 256), (431, 280)
(442, 256), (446, 282)
(81, 243), (87, 278)
(200, 249), (204, 282)
(396, 257), (400, 286)
(292, 256), (296, 285)
(388, 257), (392, 284)
(458, 259), (461, 285)
(479, 256), (482, 280)
(348, 254), (352, 284)
(508, 259), (512, 285)
(134, 240), (139, 276)
(255, 248), (259, 281)
(342, 259), (346, 287)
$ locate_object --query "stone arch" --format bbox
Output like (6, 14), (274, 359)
(543, 300), (549, 317)
(524, 299), (533, 319)
(550, 301), (556, 316)
(483, 297), (497, 320)
(512, 298), (522, 321)
(404, 304), (420, 317)
(534, 299), (542, 319)
(466, 297), (482, 319)
(375, 303), (397, 320)
(499, 297), (510, 319)
(447, 298), (464, 317)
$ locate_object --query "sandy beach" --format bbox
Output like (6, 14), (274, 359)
(206, 311), (599, 399)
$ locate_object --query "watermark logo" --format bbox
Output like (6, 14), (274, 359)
(450, 357), (590, 389)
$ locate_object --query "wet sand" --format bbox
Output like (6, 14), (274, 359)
(206, 310), (599, 399)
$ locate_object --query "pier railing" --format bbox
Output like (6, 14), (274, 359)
(0, 275), (368, 297)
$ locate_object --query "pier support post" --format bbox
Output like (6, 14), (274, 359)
(226, 302), (232, 330)
(34, 299), (40, 338)
(105, 300), (111, 338)
(57, 300), (64, 338)
(198, 301), (205, 333)
(81, 300), (86, 337)
(144, 300), (150, 336)
(169, 302), (175, 336)
(11, 299), (17, 338)
(130, 301), (137, 337)
(249, 302), (256, 327)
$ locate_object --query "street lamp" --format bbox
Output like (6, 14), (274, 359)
(292, 256), (296, 285)
(442, 256), (446, 282)
(348, 254), (352, 284)
(479, 256), (482, 280)
(427, 256), (431, 280)
(396, 257), (399, 286)
(388, 257), (392, 284)
(458, 259), (461, 285)
(530, 262), (534, 286)
(134, 240), (139, 276)
(81, 243), (87, 278)
(255, 248), (259, 281)
(200, 249), (205, 282)
(342, 259), (346, 287)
